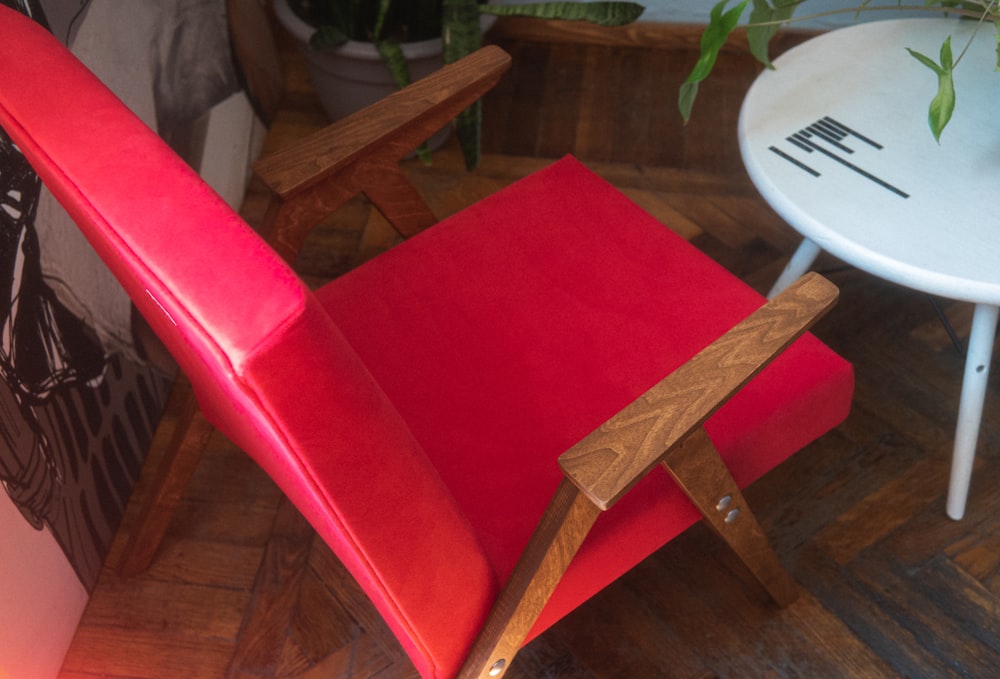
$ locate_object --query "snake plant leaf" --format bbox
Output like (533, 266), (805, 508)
(994, 21), (1000, 71)
(453, 100), (483, 169)
(443, 0), (484, 168)
(372, 0), (392, 40)
(747, 0), (796, 69)
(479, 2), (645, 27)
(375, 39), (411, 91)
(906, 36), (956, 142)
(679, 0), (750, 123)
(309, 25), (351, 50)
(376, 39), (432, 163)
(442, 0), (481, 64)
(443, 0), (645, 168)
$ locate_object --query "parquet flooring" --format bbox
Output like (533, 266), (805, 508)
(60, 18), (1000, 679)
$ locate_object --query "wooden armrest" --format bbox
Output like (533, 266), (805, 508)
(253, 45), (512, 199)
(461, 276), (834, 677)
(559, 272), (839, 510)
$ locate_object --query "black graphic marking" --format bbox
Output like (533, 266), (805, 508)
(769, 116), (908, 198)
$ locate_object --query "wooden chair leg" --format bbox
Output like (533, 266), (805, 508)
(458, 478), (601, 679)
(258, 162), (438, 269)
(257, 187), (355, 266)
(117, 374), (215, 576)
(661, 427), (799, 607)
(357, 161), (439, 238)
(458, 426), (800, 678)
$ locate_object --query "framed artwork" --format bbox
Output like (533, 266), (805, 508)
(0, 2), (172, 675)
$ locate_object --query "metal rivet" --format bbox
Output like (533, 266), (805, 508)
(716, 495), (732, 512)
(489, 659), (506, 676)
(725, 508), (740, 524)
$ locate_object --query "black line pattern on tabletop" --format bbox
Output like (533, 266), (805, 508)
(768, 116), (909, 198)
(769, 146), (820, 177)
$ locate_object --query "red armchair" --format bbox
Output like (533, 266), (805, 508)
(0, 7), (853, 678)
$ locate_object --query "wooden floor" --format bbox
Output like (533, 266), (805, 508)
(60, 19), (1000, 679)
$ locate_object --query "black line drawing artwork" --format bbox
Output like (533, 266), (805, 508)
(768, 116), (910, 199)
(0, 0), (167, 590)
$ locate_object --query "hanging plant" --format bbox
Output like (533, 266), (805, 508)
(680, 0), (1000, 141)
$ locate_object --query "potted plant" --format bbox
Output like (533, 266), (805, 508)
(679, 0), (1000, 141)
(274, 0), (645, 168)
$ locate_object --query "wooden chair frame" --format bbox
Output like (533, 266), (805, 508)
(117, 45), (839, 679)
(459, 271), (835, 678)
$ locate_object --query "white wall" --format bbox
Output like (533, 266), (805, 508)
(0, 496), (88, 679)
(636, 0), (902, 27)
(0, 6), (112, 679)
(498, 0), (930, 29)
(1, 4), (249, 679)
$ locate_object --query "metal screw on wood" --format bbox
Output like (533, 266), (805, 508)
(489, 659), (506, 676)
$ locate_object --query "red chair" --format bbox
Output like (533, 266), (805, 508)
(0, 7), (852, 678)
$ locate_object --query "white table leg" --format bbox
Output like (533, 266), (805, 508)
(946, 303), (999, 520)
(768, 238), (822, 299)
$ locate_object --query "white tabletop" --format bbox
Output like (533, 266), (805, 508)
(740, 18), (1000, 305)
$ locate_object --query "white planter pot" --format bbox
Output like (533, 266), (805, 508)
(274, 0), (449, 123)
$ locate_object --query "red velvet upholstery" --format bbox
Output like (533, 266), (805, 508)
(0, 8), (853, 679)
(316, 156), (853, 643)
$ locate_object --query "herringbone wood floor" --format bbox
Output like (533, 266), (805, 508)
(60, 19), (1000, 679)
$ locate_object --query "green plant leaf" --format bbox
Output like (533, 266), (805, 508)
(374, 39), (411, 89)
(747, 0), (796, 69)
(678, 0), (750, 123)
(443, 0), (644, 168)
(994, 20), (1000, 71)
(454, 100), (482, 169)
(442, 0), (482, 63)
(853, 0), (875, 21)
(372, 0), (392, 40)
(375, 39), (432, 163)
(309, 25), (351, 50)
(479, 2), (645, 27)
(906, 36), (956, 141)
(443, 0), (485, 168)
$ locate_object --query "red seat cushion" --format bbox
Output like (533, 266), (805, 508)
(317, 156), (853, 662)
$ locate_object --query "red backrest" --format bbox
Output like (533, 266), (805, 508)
(0, 9), (496, 675)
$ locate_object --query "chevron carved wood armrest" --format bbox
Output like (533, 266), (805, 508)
(253, 45), (512, 200)
(559, 273), (839, 511)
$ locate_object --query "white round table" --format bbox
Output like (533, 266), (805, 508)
(739, 18), (1000, 520)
